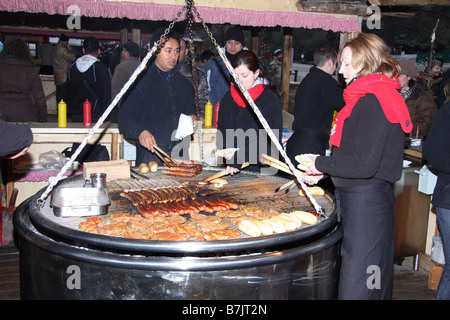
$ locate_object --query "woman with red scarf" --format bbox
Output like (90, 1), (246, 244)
(304, 33), (413, 300)
(217, 50), (282, 173)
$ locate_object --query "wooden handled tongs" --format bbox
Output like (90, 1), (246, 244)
(259, 154), (320, 185)
(202, 162), (249, 183)
(153, 145), (174, 167)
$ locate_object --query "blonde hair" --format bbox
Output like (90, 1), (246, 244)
(338, 33), (399, 80)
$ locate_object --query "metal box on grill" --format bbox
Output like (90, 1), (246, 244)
(51, 187), (110, 217)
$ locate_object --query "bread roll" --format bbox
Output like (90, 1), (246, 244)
(139, 163), (150, 173)
(253, 219), (273, 235)
(290, 211), (318, 225)
(295, 153), (317, 165)
(262, 218), (286, 233)
(238, 219), (261, 237)
(299, 186), (325, 197)
(148, 161), (158, 172)
(279, 213), (302, 229)
(270, 215), (297, 231)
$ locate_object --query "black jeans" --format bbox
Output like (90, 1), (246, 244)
(335, 181), (395, 300)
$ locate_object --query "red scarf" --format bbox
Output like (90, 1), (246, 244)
(330, 73), (412, 148)
(230, 83), (265, 108)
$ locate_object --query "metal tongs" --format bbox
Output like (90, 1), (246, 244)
(153, 145), (175, 167)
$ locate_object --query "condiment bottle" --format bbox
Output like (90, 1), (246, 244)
(83, 99), (92, 127)
(58, 99), (67, 128)
(213, 102), (220, 127)
(204, 100), (213, 127)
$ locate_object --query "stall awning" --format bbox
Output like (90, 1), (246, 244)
(0, 0), (360, 33)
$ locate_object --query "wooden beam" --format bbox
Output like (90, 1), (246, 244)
(296, 0), (369, 15)
(281, 28), (293, 112)
(369, 0), (450, 6)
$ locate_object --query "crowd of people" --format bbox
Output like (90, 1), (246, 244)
(0, 26), (449, 300)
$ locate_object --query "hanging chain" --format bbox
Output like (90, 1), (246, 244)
(36, 4), (188, 207)
(186, 0), (205, 164)
(190, 3), (324, 217)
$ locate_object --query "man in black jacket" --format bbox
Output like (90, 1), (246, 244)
(118, 30), (195, 166)
(66, 36), (111, 122)
(286, 45), (344, 162)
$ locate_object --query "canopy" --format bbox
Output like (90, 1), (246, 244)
(0, 0), (360, 33)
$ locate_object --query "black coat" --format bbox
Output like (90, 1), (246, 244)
(66, 57), (111, 122)
(316, 94), (405, 188)
(118, 62), (195, 165)
(217, 86), (282, 171)
(423, 100), (450, 209)
(286, 67), (344, 161)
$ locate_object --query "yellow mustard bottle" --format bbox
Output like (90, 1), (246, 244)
(204, 100), (213, 127)
(58, 99), (67, 128)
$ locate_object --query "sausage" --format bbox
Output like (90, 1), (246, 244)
(120, 192), (139, 206)
(214, 197), (239, 210)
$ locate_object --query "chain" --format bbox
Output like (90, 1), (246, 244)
(191, 2), (323, 216)
(186, 1), (205, 164)
(36, 4), (188, 207)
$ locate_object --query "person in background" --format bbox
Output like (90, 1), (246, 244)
(198, 50), (215, 69)
(52, 33), (75, 104)
(437, 69), (450, 107)
(178, 37), (209, 120)
(217, 50), (282, 173)
(305, 33), (413, 299)
(118, 29), (195, 166)
(398, 59), (436, 139)
(422, 79), (450, 300)
(286, 45), (344, 164)
(0, 37), (47, 122)
(0, 33), (4, 53)
(39, 35), (53, 75)
(428, 59), (443, 104)
(204, 26), (246, 107)
(66, 36), (111, 123)
(0, 114), (33, 159)
(269, 48), (283, 91)
(110, 41), (141, 123)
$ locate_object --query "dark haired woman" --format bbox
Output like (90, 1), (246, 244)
(216, 50), (282, 173)
(0, 36), (47, 122)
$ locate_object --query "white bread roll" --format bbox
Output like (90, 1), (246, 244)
(295, 153), (318, 166)
(270, 215), (297, 231)
(238, 219), (261, 237)
(299, 186), (325, 197)
(279, 213), (302, 229)
(253, 220), (273, 235)
(262, 218), (286, 233)
(290, 211), (318, 225)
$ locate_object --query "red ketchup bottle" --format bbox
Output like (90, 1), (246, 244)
(213, 102), (220, 127)
(83, 99), (92, 127)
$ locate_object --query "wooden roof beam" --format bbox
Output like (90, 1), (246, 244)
(296, 0), (369, 15)
(369, 0), (450, 6)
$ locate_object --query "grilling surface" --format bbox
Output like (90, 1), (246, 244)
(39, 169), (334, 242)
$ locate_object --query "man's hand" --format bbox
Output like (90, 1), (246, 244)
(139, 130), (157, 153)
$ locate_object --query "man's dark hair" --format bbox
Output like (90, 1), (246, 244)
(149, 29), (180, 54)
(83, 36), (100, 55)
(313, 45), (337, 67)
